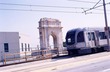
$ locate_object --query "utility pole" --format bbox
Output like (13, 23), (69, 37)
(103, 0), (110, 51)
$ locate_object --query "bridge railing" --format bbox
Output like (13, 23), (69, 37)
(0, 48), (68, 66)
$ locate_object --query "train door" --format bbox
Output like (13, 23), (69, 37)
(88, 32), (96, 48)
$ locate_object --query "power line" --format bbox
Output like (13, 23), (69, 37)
(92, 0), (101, 8)
(0, 3), (105, 10)
(83, 2), (110, 14)
(83, 0), (102, 14)
(0, 2), (110, 12)
(68, 0), (103, 4)
(0, 3), (86, 9)
(0, 8), (110, 14)
(0, 2), (110, 14)
(0, 8), (83, 13)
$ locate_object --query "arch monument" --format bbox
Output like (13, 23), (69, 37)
(38, 18), (63, 54)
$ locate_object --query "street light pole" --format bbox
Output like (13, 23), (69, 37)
(103, 0), (110, 51)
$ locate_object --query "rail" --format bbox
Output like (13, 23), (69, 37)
(0, 48), (68, 66)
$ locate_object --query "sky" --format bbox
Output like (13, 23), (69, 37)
(0, 0), (110, 47)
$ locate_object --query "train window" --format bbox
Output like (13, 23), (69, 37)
(88, 32), (95, 41)
(66, 31), (76, 45)
(77, 31), (84, 42)
(91, 32), (95, 40)
(88, 33), (91, 41)
(99, 32), (107, 39)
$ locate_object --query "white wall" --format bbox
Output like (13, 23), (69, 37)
(0, 32), (20, 61)
(19, 33), (31, 56)
(0, 32), (31, 61)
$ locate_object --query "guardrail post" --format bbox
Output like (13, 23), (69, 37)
(4, 54), (6, 65)
(1, 51), (4, 65)
(25, 51), (27, 61)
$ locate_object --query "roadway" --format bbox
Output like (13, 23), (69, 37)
(0, 52), (110, 72)
(56, 55), (110, 72)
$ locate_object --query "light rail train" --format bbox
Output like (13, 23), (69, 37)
(66, 28), (109, 55)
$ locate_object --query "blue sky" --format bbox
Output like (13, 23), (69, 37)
(0, 0), (110, 47)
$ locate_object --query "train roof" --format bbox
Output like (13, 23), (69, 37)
(84, 27), (104, 31)
(67, 27), (104, 33)
(67, 28), (81, 33)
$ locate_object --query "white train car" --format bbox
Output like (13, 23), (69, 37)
(66, 28), (109, 55)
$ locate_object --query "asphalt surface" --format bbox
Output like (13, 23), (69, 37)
(56, 57), (110, 72)
(0, 52), (110, 72)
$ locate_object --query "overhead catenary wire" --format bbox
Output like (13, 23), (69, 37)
(0, 3), (87, 9)
(92, 0), (101, 8)
(0, 2), (110, 14)
(0, 2), (110, 12)
(68, 0), (103, 4)
(0, 8), (110, 14)
(82, 2), (110, 14)
(0, 8), (83, 13)
(83, 0), (102, 14)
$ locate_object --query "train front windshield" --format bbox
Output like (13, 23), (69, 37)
(66, 30), (76, 45)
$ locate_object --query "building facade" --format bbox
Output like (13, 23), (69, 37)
(0, 32), (31, 61)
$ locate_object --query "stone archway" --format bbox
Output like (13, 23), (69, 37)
(38, 18), (63, 53)
(49, 33), (55, 49)
(49, 31), (58, 49)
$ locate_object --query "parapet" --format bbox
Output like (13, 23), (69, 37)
(38, 18), (61, 28)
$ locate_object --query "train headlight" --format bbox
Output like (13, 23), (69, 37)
(68, 38), (71, 43)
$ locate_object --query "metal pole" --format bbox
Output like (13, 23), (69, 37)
(103, 0), (110, 51)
